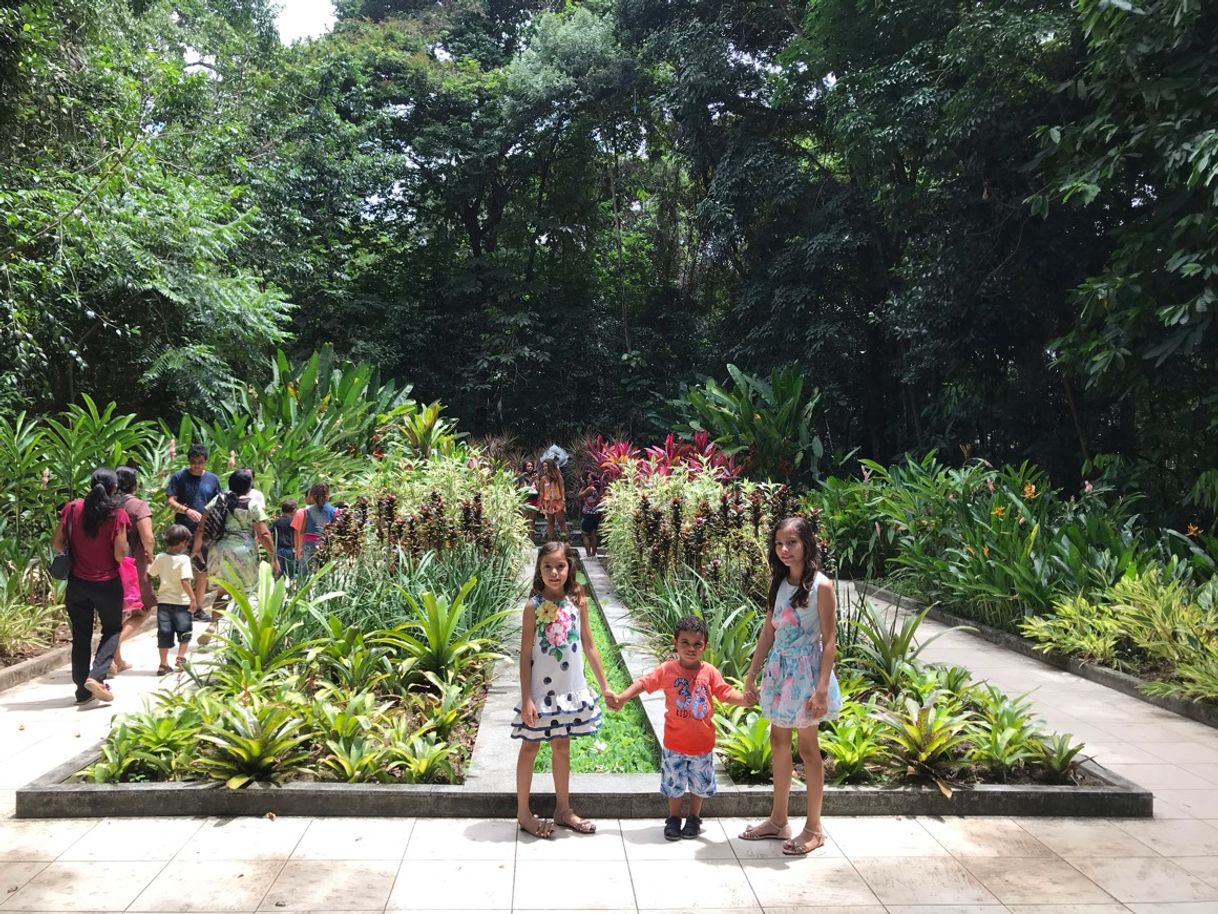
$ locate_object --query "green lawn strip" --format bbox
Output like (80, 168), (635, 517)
(535, 571), (660, 773)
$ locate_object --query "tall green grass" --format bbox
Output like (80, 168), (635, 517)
(309, 544), (526, 639)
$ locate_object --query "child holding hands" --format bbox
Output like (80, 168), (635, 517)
(739, 516), (842, 855)
(607, 615), (750, 840)
(511, 543), (612, 838)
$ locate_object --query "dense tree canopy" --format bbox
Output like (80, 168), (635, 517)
(2, 0), (1215, 519)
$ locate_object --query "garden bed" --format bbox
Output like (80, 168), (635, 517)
(861, 582), (1218, 731)
(0, 637), (72, 692)
(15, 553), (1154, 818)
(15, 742), (1150, 818)
(0, 601), (66, 673)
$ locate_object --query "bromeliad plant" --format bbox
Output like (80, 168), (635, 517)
(87, 562), (502, 788)
(214, 565), (340, 675)
(873, 692), (975, 793)
(709, 587), (1088, 787)
(374, 576), (511, 678)
(715, 707), (774, 780)
(847, 600), (969, 695)
(820, 705), (889, 784)
(195, 700), (315, 790)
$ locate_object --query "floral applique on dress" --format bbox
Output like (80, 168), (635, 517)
(535, 598), (577, 661)
(510, 594), (601, 742)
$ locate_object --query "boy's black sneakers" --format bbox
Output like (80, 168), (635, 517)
(663, 816), (682, 841)
(681, 815), (702, 839)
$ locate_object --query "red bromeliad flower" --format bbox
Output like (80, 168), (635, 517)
(588, 432), (743, 482)
(590, 436), (641, 482)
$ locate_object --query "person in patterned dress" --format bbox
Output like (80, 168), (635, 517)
(511, 543), (611, 838)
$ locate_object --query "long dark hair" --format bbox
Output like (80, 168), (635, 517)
(116, 465), (139, 495)
(531, 542), (584, 608)
(82, 467), (120, 536)
(767, 516), (820, 611)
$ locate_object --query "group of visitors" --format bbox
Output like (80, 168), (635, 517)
(515, 458), (604, 557)
(513, 517), (839, 856)
(50, 444), (340, 704)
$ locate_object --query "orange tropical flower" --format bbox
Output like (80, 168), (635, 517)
(965, 546), (975, 556)
(1187, 523), (1203, 538)
(983, 545), (990, 558)
(1023, 483), (1037, 499)
(991, 505), (1006, 518)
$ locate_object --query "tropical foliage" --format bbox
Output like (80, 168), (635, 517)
(819, 450), (1218, 706)
(2, 0), (1215, 532)
(676, 365), (827, 483)
(87, 540), (517, 786)
(1023, 571), (1218, 703)
(597, 446), (1088, 788)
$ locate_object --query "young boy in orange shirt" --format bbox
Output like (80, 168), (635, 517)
(607, 615), (750, 840)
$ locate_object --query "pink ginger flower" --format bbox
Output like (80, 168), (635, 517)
(169, 437), (176, 462)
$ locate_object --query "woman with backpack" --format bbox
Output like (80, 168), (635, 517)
(191, 469), (277, 642)
(50, 468), (130, 703)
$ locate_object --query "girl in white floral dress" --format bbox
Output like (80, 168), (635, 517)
(512, 543), (611, 838)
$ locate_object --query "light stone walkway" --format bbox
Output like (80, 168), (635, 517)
(2, 585), (1218, 912)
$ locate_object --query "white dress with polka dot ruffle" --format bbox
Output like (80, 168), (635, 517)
(510, 594), (602, 742)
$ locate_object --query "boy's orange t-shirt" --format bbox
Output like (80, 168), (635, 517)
(638, 659), (734, 755)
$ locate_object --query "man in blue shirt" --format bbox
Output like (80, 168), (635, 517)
(166, 443), (221, 618)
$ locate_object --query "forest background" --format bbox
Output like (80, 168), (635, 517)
(2, 0), (1215, 525)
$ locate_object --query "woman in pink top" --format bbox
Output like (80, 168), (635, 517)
(111, 466), (156, 674)
(51, 467), (129, 704)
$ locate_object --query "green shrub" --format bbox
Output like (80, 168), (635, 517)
(821, 707), (888, 783)
(873, 692), (975, 789)
(0, 595), (61, 659)
(1034, 733), (1087, 783)
(1024, 570), (1218, 700)
(715, 707), (774, 781)
(602, 466), (809, 599)
(815, 453), (1170, 632)
(676, 364), (826, 483)
(373, 576), (510, 679)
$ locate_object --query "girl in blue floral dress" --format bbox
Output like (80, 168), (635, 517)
(512, 542), (612, 839)
(739, 516), (841, 855)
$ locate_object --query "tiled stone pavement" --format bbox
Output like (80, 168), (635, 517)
(2, 594), (1218, 911)
(2, 813), (1218, 912)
